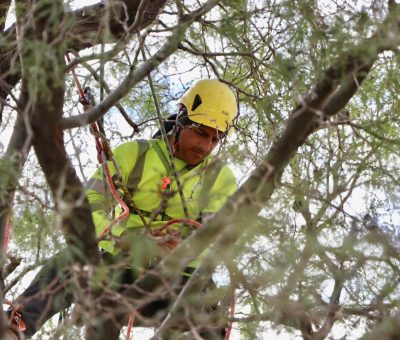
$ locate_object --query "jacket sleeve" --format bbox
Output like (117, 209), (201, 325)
(86, 142), (139, 236)
(187, 164), (237, 268)
(201, 164), (237, 214)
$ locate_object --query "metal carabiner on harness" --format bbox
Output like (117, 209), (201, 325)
(79, 86), (95, 107)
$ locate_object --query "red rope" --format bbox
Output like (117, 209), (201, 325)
(66, 53), (135, 340)
(66, 53), (130, 242)
(65, 53), (85, 97)
(125, 310), (136, 339)
(66, 54), (212, 339)
(95, 159), (130, 241)
(155, 218), (202, 232)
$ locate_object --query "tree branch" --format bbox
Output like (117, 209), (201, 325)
(75, 58), (140, 133)
(135, 4), (400, 338)
(61, 0), (222, 130)
(0, 0), (168, 103)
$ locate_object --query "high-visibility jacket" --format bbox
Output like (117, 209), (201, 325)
(86, 139), (237, 254)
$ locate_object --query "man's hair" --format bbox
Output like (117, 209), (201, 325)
(152, 107), (193, 139)
(152, 105), (226, 140)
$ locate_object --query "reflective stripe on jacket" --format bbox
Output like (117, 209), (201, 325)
(86, 139), (237, 253)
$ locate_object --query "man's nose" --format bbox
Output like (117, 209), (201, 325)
(193, 141), (208, 155)
(200, 136), (214, 151)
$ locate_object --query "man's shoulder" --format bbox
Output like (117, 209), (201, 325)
(115, 139), (156, 151)
(112, 140), (155, 166)
(203, 158), (235, 180)
(204, 156), (231, 169)
(123, 138), (165, 147)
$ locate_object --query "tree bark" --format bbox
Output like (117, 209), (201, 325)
(133, 5), (400, 338)
(0, 0), (168, 105)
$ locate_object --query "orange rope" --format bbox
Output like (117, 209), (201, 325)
(65, 53), (85, 97)
(149, 218), (201, 251)
(155, 218), (202, 232)
(65, 53), (130, 243)
(125, 310), (136, 339)
(66, 54), (210, 339)
(95, 158), (130, 241)
(66, 53), (133, 339)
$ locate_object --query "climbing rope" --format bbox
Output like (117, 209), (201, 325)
(66, 52), (137, 339)
(125, 309), (136, 339)
(66, 53), (203, 339)
(66, 53), (235, 340)
(139, 45), (190, 220)
(66, 53), (131, 236)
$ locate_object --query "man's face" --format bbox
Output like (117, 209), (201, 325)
(174, 125), (223, 165)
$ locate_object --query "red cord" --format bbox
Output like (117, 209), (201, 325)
(65, 53), (85, 98)
(65, 53), (130, 241)
(67, 52), (134, 338)
(225, 291), (236, 340)
(125, 310), (136, 340)
(155, 218), (202, 233)
(66, 54), (208, 339)
(96, 160), (130, 241)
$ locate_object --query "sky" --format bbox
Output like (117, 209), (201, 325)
(1, 3), (243, 338)
(2, 1), (399, 339)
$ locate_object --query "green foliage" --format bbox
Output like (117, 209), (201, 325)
(10, 205), (60, 261)
(1, 0), (400, 339)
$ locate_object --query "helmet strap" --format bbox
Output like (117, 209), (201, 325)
(172, 125), (181, 154)
(172, 106), (188, 153)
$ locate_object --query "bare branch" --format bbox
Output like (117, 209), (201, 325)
(61, 0), (223, 129)
(0, 0), (168, 102)
(136, 4), (400, 337)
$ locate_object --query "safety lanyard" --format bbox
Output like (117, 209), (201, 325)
(152, 141), (190, 190)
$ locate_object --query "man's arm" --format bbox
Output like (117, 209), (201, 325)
(200, 164), (237, 216)
(86, 142), (140, 236)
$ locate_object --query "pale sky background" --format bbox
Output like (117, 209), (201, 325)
(2, 1), (399, 339)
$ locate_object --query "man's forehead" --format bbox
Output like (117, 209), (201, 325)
(195, 125), (225, 138)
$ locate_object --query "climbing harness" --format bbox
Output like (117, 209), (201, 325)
(3, 300), (26, 332)
(66, 53), (207, 339)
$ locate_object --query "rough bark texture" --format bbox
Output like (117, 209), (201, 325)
(0, 0), (168, 247)
(0, 0), (168, 104)
(1, 0), (399, 338)
(0, 0), (168, 336)
(89, 5), (400, 338)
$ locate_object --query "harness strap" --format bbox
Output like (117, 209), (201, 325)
(126, 140), (151, 193)
(152, 140), (192, 193)
(152, 140), (171, 174)
(129, 209), (172, 221)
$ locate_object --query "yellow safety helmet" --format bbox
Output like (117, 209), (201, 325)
(178, 79), (237, 133)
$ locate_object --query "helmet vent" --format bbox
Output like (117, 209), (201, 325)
(191, 94), (202, 111)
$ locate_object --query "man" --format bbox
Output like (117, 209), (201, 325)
(6, 79), (238, 339)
